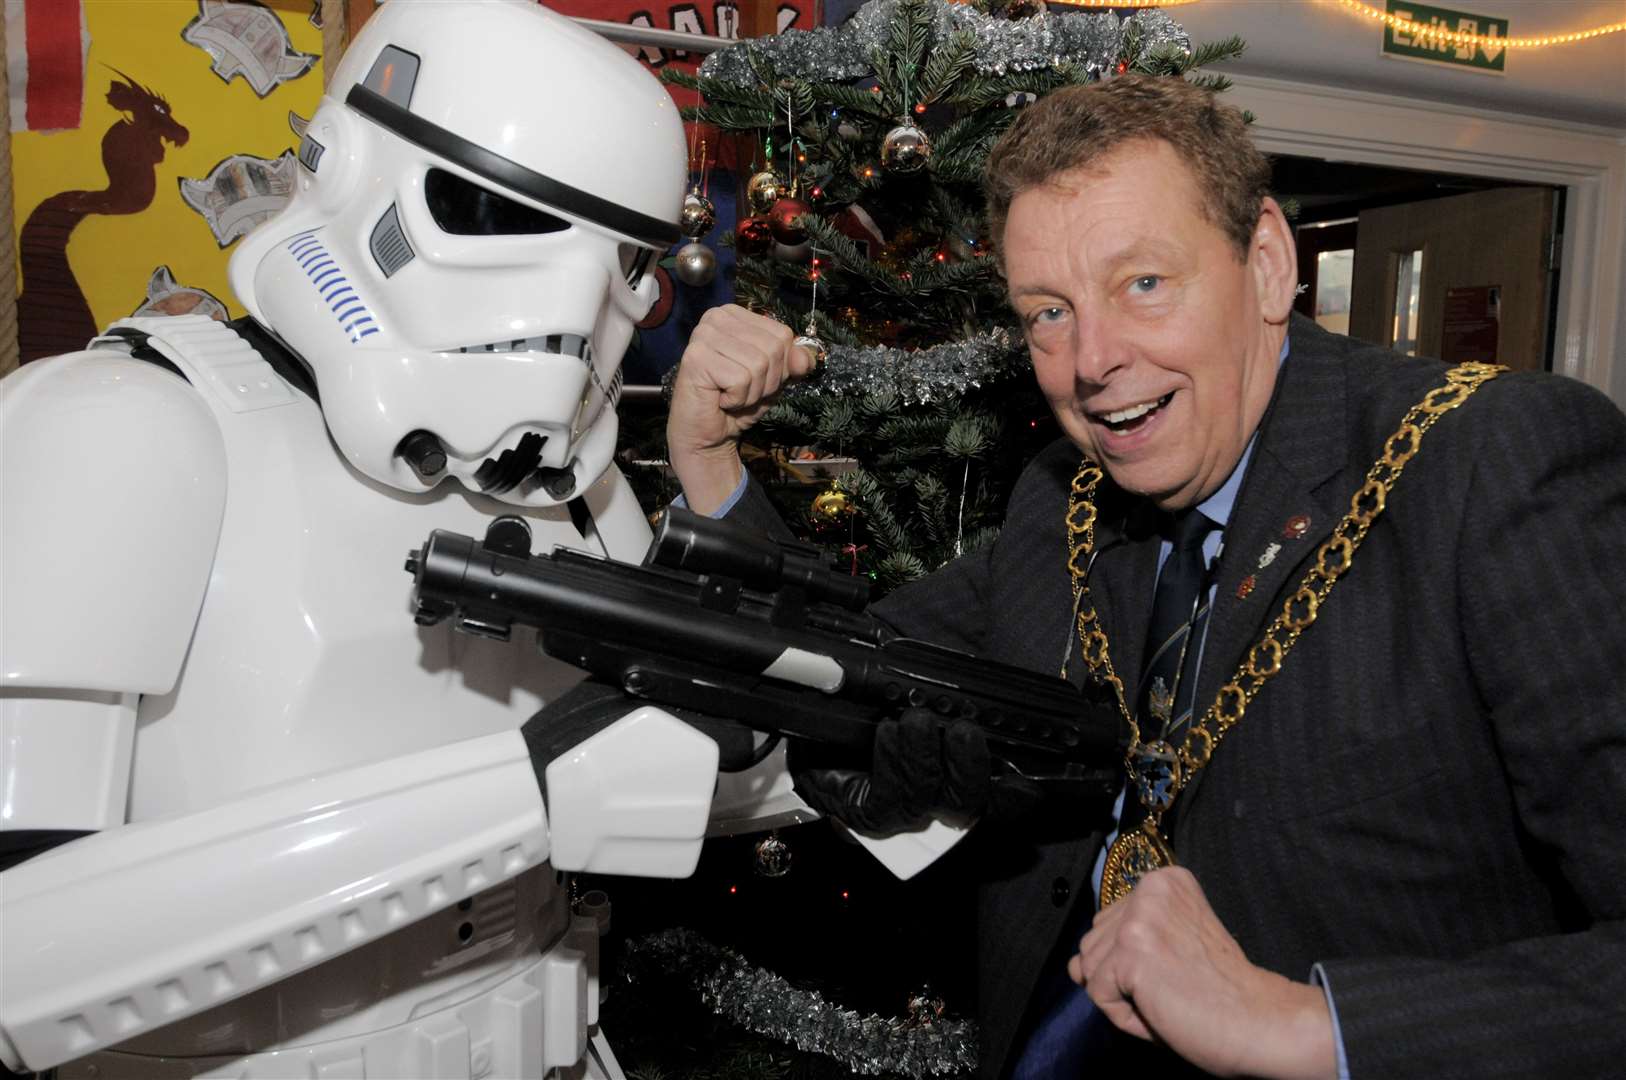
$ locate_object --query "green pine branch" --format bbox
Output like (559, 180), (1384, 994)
(1186, 35), (1247, 70)
(916, 30), (978, 105)
(806, 82), (895, 119)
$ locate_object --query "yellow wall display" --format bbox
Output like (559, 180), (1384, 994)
(11, 0), (324, 361)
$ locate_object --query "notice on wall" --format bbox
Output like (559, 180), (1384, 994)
(1441, 285), (1502, 364)
(1381, 1), (1507, 74)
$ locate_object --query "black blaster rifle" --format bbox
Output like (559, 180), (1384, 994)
(405, 508), (1122, 808)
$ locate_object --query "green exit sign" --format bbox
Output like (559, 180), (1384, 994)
(1381, 1), (1508, 73)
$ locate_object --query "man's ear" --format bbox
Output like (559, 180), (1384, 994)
(1250, 196), (1298, 325)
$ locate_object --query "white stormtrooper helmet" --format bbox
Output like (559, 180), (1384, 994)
(229, 0), (685, 504)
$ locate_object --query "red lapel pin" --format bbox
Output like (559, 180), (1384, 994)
(1236, 574), (1257, 599)
(1283, 514), (1311, 540)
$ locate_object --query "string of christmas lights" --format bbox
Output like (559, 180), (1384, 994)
(1333, 0), (1626, 50)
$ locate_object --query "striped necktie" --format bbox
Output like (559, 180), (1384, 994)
(1119, 509), (1216, 835)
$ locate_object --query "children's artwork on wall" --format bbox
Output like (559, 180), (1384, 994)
(17, 71), (190, 360)
(182, 0), (317, 98)
(5, 0), (90, 132)
(10, 0), (323, 361)
(131, 265), (230, 321)
(179, 149), (299, 247)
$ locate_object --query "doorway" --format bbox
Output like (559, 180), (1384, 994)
(1276, 154), (1564, 372)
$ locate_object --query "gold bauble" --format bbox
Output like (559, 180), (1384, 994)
(679, 192), (717, 239)
(746, 170), (785, 214)
(812, 488), (851, 518)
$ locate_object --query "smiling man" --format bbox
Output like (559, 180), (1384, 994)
(666, 75), (1626, 1078)
(1003, 134), (1288, 512)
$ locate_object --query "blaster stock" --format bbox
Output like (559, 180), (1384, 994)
(405, 508), (1122, 801)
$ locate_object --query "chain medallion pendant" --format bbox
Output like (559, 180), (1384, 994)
(1099, 821), (1174, 908)
(1131, 740), (1180, 812)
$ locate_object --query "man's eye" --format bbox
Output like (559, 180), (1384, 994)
(1130, 275), (1160, 293)
(1029, 306), (1065, 325)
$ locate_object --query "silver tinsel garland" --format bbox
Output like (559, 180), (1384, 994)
(660, 327), (1029, 406)
(623, 927), (979, 1077)
(785, 327), (1027, 406)
(698, 0), (1190, 86)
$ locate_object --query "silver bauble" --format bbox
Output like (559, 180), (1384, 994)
(772, 239), (812, 263)
(794, 332), (827, 370)
(679, 192), (717, 239)
(880, 123), (932, 173)
(753, 834), (792, 878)
(674, 241), (717, 286)
(746, 170), (785, 214)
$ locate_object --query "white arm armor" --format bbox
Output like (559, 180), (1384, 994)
(0, 348), (226, 830)
(0, 707), (720, 1073)
(0, 347), (225, 693)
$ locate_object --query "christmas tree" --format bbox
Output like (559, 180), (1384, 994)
(661, 0), (1241, 593)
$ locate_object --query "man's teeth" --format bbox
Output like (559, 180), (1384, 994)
(1100, 393), (1173, 425)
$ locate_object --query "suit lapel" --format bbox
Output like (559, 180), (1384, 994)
(1181, 319), (1352, 816)
(1093, 527), (1161, 710)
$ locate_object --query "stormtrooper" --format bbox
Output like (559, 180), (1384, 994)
(0, 2), (811, 1075)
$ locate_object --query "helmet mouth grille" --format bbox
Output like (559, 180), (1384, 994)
(475, 431), (547, 494)
(448, 334), (592, 362)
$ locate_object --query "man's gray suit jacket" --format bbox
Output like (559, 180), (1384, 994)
(726, 314), (1626, 1077)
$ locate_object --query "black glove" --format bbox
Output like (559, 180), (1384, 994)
(791, 709), (1039, 833)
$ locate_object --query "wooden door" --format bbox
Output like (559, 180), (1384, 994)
(1349, 186), (1556, 371)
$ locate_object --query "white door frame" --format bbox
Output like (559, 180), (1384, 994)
(1227, 73), (1626, 404)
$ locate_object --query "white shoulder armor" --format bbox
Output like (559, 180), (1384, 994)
(0, 325), (228, 694)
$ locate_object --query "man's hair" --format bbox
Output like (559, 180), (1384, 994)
(983, 74), (1272, 264)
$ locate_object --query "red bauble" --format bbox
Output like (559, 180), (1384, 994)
(735, 216), (773, 255)
(768, 197), (811, 244)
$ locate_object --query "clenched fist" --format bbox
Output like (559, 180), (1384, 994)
(666, 304), (819, 514)
(1071, 866), (1336, 1079)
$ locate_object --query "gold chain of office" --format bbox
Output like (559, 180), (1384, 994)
(1063, 361), (1506, 908)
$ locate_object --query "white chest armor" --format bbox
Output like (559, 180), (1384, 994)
(116, 318), (651, 820)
